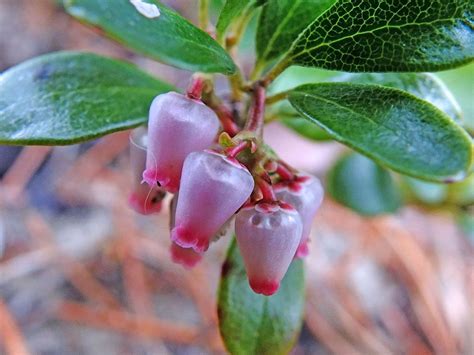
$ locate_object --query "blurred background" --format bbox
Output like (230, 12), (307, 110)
(0, 0), (473, 354)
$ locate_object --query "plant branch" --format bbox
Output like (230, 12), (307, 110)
(244, 85), (266, 136)
(203, 90), (240, 136)
(260, 57), (291, 87)
(266, 91), (289, 105)
(198, 0), (209, 31)
(226, 5), (254, 51)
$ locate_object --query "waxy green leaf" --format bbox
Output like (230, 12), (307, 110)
(281, 115), (332, 141)
(328, 153), (402, 215)
(288, 0), (474, 72)
(288, 83), (473, 182)
(64, 0), (236, 74)
(256, 0), (335, 66)
(0, 52), (174, 145)
(336, 73), (464, 123)
(218, 239), (304, 355)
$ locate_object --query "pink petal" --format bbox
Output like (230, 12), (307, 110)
(143, 92), (219, 192)
(171, 151), (254, 252)
(235, 204), (302, 295)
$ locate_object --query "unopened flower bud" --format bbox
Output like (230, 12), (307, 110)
(235, 203), (302, 296)
(128, 127), (166, 215)
(275, 174), (323, 257)
(171, 151), (254, 252)
(143, 92), (219, 192)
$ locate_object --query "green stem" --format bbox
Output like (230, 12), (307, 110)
(261, 56), (291, 87)
(250, 60), (265, 82)
(199, 0), (209, 31)
(227, 5), (254, 50)
(265, 91), (289, 105)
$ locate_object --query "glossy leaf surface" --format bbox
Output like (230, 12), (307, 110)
(64, 0), (236, 74)
(218, 239), (304, 355)
(256, 0), (335, 65)
(288, 0), (474, 72)
(0, 52), (174, 145)
(288, 83), (473, 182)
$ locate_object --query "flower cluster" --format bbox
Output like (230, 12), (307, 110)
(128, 90), (323, 296)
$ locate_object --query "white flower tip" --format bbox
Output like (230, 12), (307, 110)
(129, 0), (161, 19)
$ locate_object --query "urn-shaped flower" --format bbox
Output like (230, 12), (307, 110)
(128, 127), (166, 214)
(143, 92), (219, 192)
(235, 203), (302, 295)
(171, 151), (254, 252)
(275, 174), (323, 257)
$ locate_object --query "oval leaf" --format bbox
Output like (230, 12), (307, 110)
(288, 0), (474, 72)
(288, 83), (473, 182)
(218, 239), (305, 355)
(328, 153), (402, 215)
(0, 51), (174, 145)
(336, 73), (463, 123)
(256, 0), (335, 66)
(64, 0), (236, 74)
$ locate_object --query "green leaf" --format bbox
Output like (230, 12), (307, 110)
(288, 83), (473, 182)
(218, 239), (305, 355)
(63, 0), (236, 74)
(281, 116), (332, 141)
(328, 153), (402, 215)
(256, 0), (335, 66)
(438, 63), (474, 131)
(336, 73), (463, 123)
(216, 0), (254, 40)
(0, 51), (174, 145)
(288, 0), (474, 72)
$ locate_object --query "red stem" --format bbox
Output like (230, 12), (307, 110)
(215, 105), (240, 136)
(186, 76), (205, 100)
(244, 85), (266, 136)
(226, 141), (249, 159)
(257, 178), (276, 202)
(276, 163), (294, 181)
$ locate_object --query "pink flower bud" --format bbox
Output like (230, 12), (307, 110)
(143, 92), (220, 192)
(275, 174), (324, 258)
(235, 203), (302, 296)
(128, 127), (166, 215)
(169, 195), (203, 268)
(171, 151), (254, 252)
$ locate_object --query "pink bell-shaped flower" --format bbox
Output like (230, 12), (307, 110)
(275, 174), (323, 258)
(169, 195), (203, 268)
(171, 151), (254, 252)
(235, 202), (302, 296)
(128, 127), (166, 215)
(143, 92), (219, 192)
